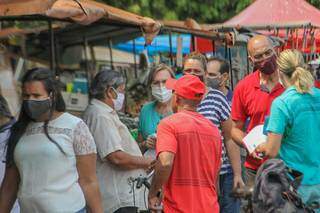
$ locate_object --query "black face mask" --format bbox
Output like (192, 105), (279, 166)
(206, 77), (222, 89)
(23, 99), (51, 120)
(253, 55), (277, 75)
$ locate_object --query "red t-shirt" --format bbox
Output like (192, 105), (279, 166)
(315, 80), (320, 89)
(156, 110), (221, 213)
(231, 71), (284, 170)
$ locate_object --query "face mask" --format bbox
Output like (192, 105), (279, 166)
(254, 54), (277, 75)
(112, 89), (125, 111)
(23, 98), (51, 120)
(206, 77), (222, 89)
(151, 85), (172, 103)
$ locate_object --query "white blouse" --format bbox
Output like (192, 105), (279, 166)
(14, 113), (96, 213)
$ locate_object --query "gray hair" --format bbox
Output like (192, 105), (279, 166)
(90, 69), (125, 100)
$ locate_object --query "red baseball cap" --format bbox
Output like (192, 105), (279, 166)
(165, 74), (205, 100)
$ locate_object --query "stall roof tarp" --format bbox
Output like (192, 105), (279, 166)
(224, 0), (320, 28)
(0, 0), (161, 44)
(161, 19), (230, 41)
(115, 34), (191, 55)
(159, 19), (234, 53)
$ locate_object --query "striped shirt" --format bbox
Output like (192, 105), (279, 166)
(197, 88), (232, 175)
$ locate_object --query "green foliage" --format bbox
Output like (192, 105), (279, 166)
(309, 0), (320, 8)
(100, 0), (320, 23)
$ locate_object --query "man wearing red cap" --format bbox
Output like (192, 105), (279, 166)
(148, 75), (222, 213)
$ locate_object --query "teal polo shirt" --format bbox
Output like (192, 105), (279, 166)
(267, 86), (320, 185)
(138, 101), (170, 140)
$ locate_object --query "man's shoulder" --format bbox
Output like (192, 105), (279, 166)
(200, 89), (229, 109)
(207, 88), (226, 97)
(235, 72), (257, 89)
(160, 111), (199, 126)
(163, 111), (215, 127)
(160, 112), (183, 124)
(203, 89), (228, 102)
(83, 103), (115, 125)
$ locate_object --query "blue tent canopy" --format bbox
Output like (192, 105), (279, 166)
(114, 34), (191, 56)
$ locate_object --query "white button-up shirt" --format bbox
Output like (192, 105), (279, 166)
(83, 99), (146, 213)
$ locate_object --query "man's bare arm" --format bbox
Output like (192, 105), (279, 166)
(149, 152), (174, 197)
(231, 120), (246, 147)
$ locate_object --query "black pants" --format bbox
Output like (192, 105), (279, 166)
(114, 207), (138, 213)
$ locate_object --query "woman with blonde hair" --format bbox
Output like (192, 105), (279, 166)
(256, 49), (320, 210)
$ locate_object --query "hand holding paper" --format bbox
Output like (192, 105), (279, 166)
(243, 125), (267, 154)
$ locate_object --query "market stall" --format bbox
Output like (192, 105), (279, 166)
(0, 0), (160, 115)
(220, 0), (320, 60)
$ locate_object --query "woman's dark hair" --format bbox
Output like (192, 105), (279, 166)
(0, 95), (12, 119)
(6, 67), (66, 166)
(90, 69), (125, 100)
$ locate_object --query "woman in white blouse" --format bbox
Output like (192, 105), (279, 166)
(0, 68), (103, 213)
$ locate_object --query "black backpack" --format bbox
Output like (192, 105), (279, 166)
(252, 159), (314, 213)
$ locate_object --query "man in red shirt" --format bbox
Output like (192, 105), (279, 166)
(148, 75), (222, 213)
(231, 35), (285, 187)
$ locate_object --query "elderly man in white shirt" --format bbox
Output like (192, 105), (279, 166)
(83, 70), (154, 213)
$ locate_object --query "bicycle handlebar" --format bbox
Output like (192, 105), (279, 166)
(134, 170), (155, 190)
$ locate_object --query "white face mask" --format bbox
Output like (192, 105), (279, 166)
(151, 85), (172, 103)
(111, 88), (125, 111)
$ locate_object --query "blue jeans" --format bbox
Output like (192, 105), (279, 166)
(219, 172), (241, 213)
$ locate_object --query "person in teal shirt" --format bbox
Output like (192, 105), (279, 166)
(256, 49), (320, 211)
(139, 101), (165, 140)
(138, 64), (175, 158)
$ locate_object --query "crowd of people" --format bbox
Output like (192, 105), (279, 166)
(0, 34), (319, 213)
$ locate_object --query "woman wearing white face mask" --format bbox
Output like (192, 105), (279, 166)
(138, 64), (175, 158)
